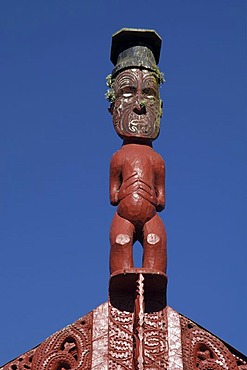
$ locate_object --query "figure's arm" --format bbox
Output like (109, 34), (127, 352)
(154, 155), (166, 212)
(110, 151), (122, 206)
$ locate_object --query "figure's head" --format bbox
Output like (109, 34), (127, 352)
(107, 28), (164, 142)
(108, 68), (162, 140)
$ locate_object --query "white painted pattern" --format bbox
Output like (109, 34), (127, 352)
(167, 306), (184, 370)
(91, 302), (109, 369)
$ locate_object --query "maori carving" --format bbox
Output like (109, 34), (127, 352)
(133, 274), (145, 369)
(91, 302), (109, 369)
(166, 306), (184, 370)
(109, 270), (168, 369)
(108, 302), (134, 369)
(2, 304), (246, 369)
(3, 28), (246, 370)
(108, 302), (169, 370)
(111, 69), (162, 140)
(180, 315), (239, 370)
(107, 28), (167, 275)
(143, 309), (168, 369)
(0, 348), (36, 370)
(31, 312), (93, 370)
(233, 355), (247, 370)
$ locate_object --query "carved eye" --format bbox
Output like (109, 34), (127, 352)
(143, 88), (157, 100)
(123, 92), (133, 98)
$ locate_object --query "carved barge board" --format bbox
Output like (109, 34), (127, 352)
(180, 315), (247, 370)
(1, 303), (246, 369)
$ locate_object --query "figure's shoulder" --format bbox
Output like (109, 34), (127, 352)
(151, 149), (165, 166)
(149, 147), (164, 159)
(110, 148), (124, 163)
(114, 144), (134, 157)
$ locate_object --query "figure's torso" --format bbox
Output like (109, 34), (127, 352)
(116, 144), (160, 225)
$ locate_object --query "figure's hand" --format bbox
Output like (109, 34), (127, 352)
(136, 186), (157, 207)
(118, 172), (139, 201)
(118, 172), (157, 207)
(156, 193), (165, 212)
(156, 203), (165, 212)
(110, 191), (119, 206)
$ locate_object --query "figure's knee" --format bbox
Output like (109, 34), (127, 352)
(115, 234), (131, 245)
(110, 233), (134, 274)
(146, 233), (160, 245)
(143, 215), (167, 246)
(143, 232), (167, 273)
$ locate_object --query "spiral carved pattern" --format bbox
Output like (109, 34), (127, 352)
(180, 316), (239, 370)
(31, 312), (92, 370)
(2, 306), (246, 369)
(108, 303), (134, 369)
(143, 309), (168, 369)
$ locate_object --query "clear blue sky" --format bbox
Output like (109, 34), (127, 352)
(0, 0), (246, 364)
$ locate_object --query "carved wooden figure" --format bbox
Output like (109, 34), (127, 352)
(2, 28), (247, 370)
(107, 29), (167, 275)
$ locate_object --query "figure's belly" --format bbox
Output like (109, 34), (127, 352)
(117, 194), (156, 225)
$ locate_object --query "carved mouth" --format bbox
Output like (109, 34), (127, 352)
(130, 119), (146, 124)
(129, 119), (149, 127)
(128, 120), (151, 134)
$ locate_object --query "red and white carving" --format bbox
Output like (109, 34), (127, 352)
(180, 316), (239, 370)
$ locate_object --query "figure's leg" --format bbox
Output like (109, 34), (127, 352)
(110, 212), (135, 274)
(142, 214), (167, 273)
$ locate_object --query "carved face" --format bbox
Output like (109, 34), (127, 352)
(111, 69), (162, 140)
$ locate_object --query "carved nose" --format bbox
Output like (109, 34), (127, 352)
(133, 101), (146, 115)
